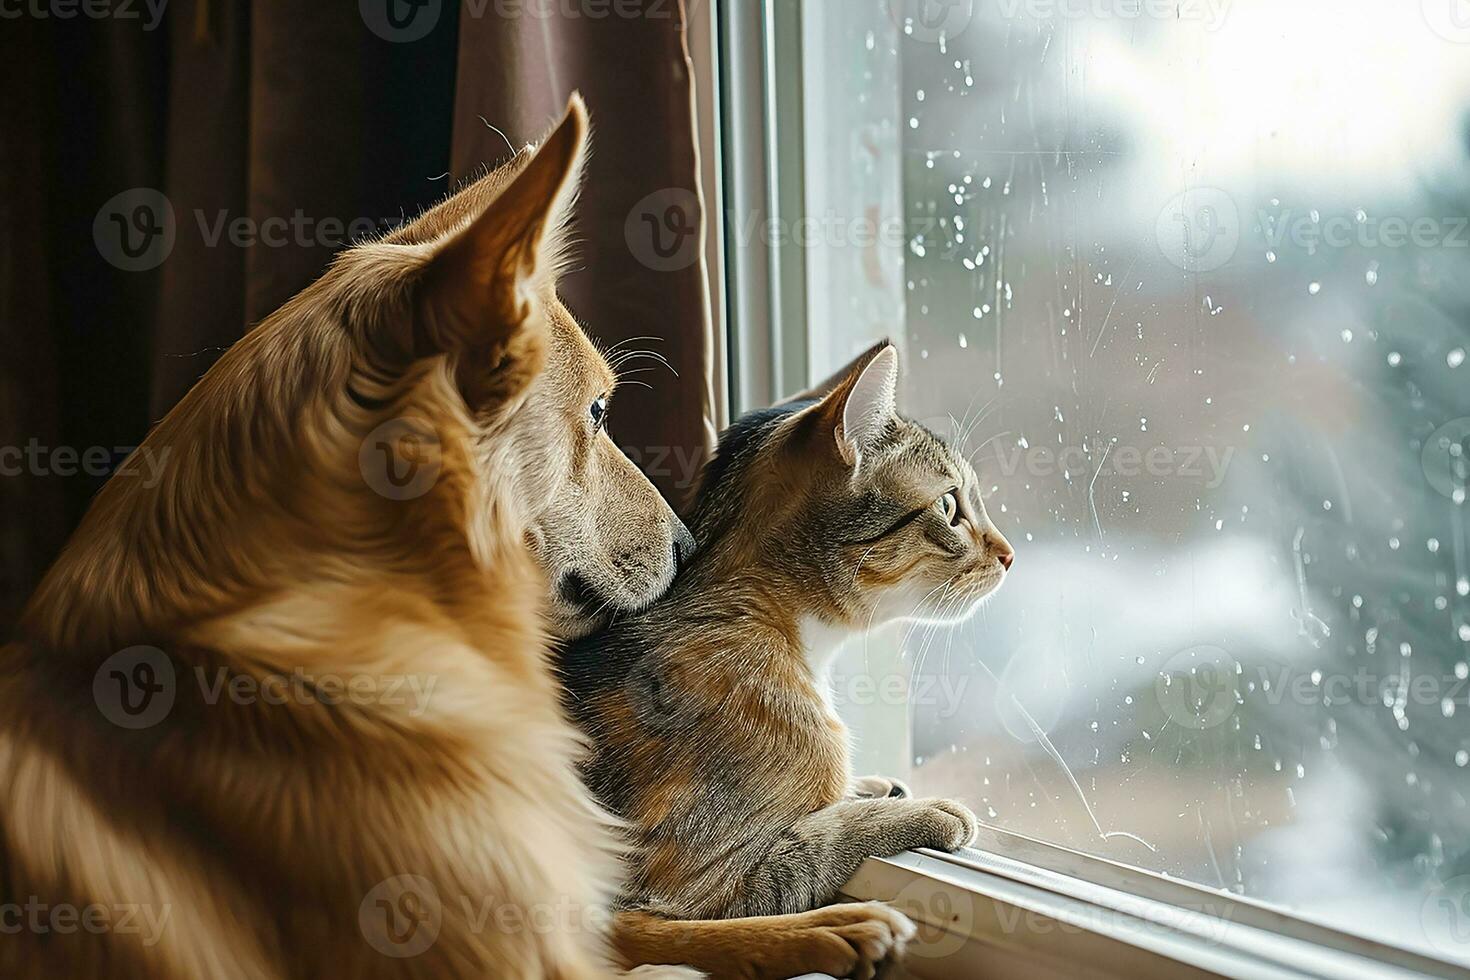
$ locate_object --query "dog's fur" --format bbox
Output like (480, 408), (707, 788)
(0, 98), (914, 979)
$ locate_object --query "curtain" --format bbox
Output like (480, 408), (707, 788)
(0, 0), (712, 633)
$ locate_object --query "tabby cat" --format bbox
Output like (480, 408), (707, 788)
(559, 341), (1015, 926)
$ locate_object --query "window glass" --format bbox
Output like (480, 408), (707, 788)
(805, 0), (1470, 960)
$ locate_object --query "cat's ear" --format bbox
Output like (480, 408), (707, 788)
(775, 338), (892, 406)
(810, 343), (900, 466)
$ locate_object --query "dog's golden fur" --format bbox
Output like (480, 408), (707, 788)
(0, 97), (911, 979)
(0, 97), (635, 980)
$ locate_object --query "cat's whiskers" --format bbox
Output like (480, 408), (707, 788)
(893, 576), (960, 653)
(965, 430), (1013, 472)
(848, 540), (885, 593)
(899, 574), (969, 686)
(954, 394), (1000, 459)
(862, 574), (952, 675)
(909, 587), (966, 696)
(948, 390), (993, 455)
(909, 614), (948, 688)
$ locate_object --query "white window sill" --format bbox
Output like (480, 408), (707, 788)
(835, 829), (1465, 980)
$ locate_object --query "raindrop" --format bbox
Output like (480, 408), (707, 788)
(1449, 348), (1466, 369)
(1308, 282), (1321, 295)
(1387, 351), (1402, 367)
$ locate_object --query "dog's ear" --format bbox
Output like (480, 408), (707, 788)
(414, 95), (589, 407)
(802, 343), (900, 467)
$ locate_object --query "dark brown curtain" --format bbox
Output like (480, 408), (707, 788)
(0, 0), (711, 634)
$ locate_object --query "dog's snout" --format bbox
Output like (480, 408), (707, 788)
(672, 520), (696, 576)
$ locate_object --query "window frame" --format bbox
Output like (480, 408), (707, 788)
(699, 1), (1468, 976)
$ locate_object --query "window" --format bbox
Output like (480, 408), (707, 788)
(715, 0), (1470, 970)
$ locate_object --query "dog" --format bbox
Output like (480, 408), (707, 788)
(0, 96), (911, 979)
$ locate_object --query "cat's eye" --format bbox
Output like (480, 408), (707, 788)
(936, 490), (961, 525)
(589, 395), (610, 432)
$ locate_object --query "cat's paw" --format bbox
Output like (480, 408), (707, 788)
(906, 798), (980, 851)
(851, 774), (912, 799)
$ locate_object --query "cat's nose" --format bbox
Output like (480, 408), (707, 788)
(984, 528), (1015, 571)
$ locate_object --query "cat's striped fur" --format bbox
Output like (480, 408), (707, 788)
(563, 344), (1014, 928)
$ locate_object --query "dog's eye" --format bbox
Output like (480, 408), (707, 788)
(589, 396), (610, 431)
(935, 490), (960, 525)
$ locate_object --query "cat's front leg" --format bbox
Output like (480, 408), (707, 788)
(732, 796), (980, 917)
(848, 774), (911, 799)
